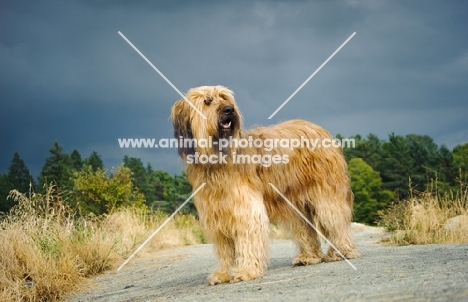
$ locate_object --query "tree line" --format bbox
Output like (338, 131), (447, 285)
(342, 133), (468, 224)
(0, 142), (193, 215)
(1, 135), (467, 224)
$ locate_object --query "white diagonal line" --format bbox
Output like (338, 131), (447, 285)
(117, 183), (206, 272)
(118, 31), (207, 120)
(268, 32), (356, 119)
(268, 183), (357, 270)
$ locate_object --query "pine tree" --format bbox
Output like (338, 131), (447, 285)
(123, 156), (147, 193)
(436, 145), (456, 186)
(0, 174), (13, 212)
(70, 149), (83, 171)
(453, 143), (468, 178)
(146, 163), (153, 175)
(379, 133), (413, 199)
(7, 152), (34, 193)
(173, 172), (194, 214)
(146, 170), (176, 212)
(39, 142), (74, 190)
(149, 171), (167, 206)
(405, 134), (439, 190)
(144, 163), (159, 205)
(345, 133), (382, 170)
(83, 151), (104, 172)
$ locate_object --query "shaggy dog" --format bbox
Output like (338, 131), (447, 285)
(171, 85), (359, 285)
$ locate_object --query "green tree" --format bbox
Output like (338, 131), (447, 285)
(146, 163), (153, 175)
(344, 133), (382, 170)
(70, 149), (83, 171)
(340, 133), (360, 162)
(145, 163), (162, 204)
(7, 152), (34, 193)
(379, 134), (413, 199)
(453, 143), (468, 177)
(349, 158), (394, 224)
(146, 169), (175, 212)
(173, 172), (193, 214)
(405, 134), (439, 189)
(39, 142), (73, 191)
(73, 165), (146, 215)
(435, 145), (456, 187)
(0, 174), (13, 213)
(123, 156), (147, 193)
(83, 151), (104, 172)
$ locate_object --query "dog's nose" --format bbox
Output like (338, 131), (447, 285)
(222, 106), (234, 115)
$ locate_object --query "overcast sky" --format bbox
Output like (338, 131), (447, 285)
(1, 0), (467, 176)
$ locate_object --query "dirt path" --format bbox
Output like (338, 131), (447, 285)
(67, 224), (468, 301)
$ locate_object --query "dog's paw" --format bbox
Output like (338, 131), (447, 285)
(230, 269), (262, 283)
(292, 254), (323, 266)
(208, 271), (231, 286)
(324, 248), (360, 262)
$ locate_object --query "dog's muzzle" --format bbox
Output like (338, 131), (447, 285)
(219, 106), (234, 131)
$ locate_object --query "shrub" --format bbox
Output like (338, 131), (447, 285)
(378, 179), (468, 245)
(73, 165), (146, 215)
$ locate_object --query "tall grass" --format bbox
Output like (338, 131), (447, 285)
(379, 179), (468, 245)
(0, 185), (204, 301)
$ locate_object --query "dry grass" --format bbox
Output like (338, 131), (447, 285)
(379, 180), (468, 245)
(0, 186), (205, 301)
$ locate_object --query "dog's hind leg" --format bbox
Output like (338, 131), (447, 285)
(289, 213), (323, 266)
(317, 200), (360, 262)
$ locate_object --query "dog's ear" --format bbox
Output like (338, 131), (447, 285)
(171, 99), (195, 158)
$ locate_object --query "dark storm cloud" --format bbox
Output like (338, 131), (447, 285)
(1, 0), (467, 176)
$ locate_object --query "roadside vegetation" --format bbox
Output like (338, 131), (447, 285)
(0, 185), (204, 301)
(378, 178), (468, 245)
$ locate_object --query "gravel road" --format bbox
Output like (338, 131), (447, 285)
(67, 224), (468, 301)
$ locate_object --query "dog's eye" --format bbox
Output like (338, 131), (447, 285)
(204, 99), (212, 106)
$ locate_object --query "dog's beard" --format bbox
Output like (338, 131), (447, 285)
(214, 113), (239, 155)
(218, 114), (236, 137)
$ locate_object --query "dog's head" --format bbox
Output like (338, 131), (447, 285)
(171, 85), (243, 158)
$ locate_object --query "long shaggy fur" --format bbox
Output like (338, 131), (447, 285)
(171, 85), (359, 285)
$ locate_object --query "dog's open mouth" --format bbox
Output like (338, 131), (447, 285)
(221, 121), (231, 129)
(219, 118), (233, 131)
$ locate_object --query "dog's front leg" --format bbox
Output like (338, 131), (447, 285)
(230, 190), (270, 283)
(208, 234), (235, 285)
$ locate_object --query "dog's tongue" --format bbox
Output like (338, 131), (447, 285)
(222, 121), (231, 129)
